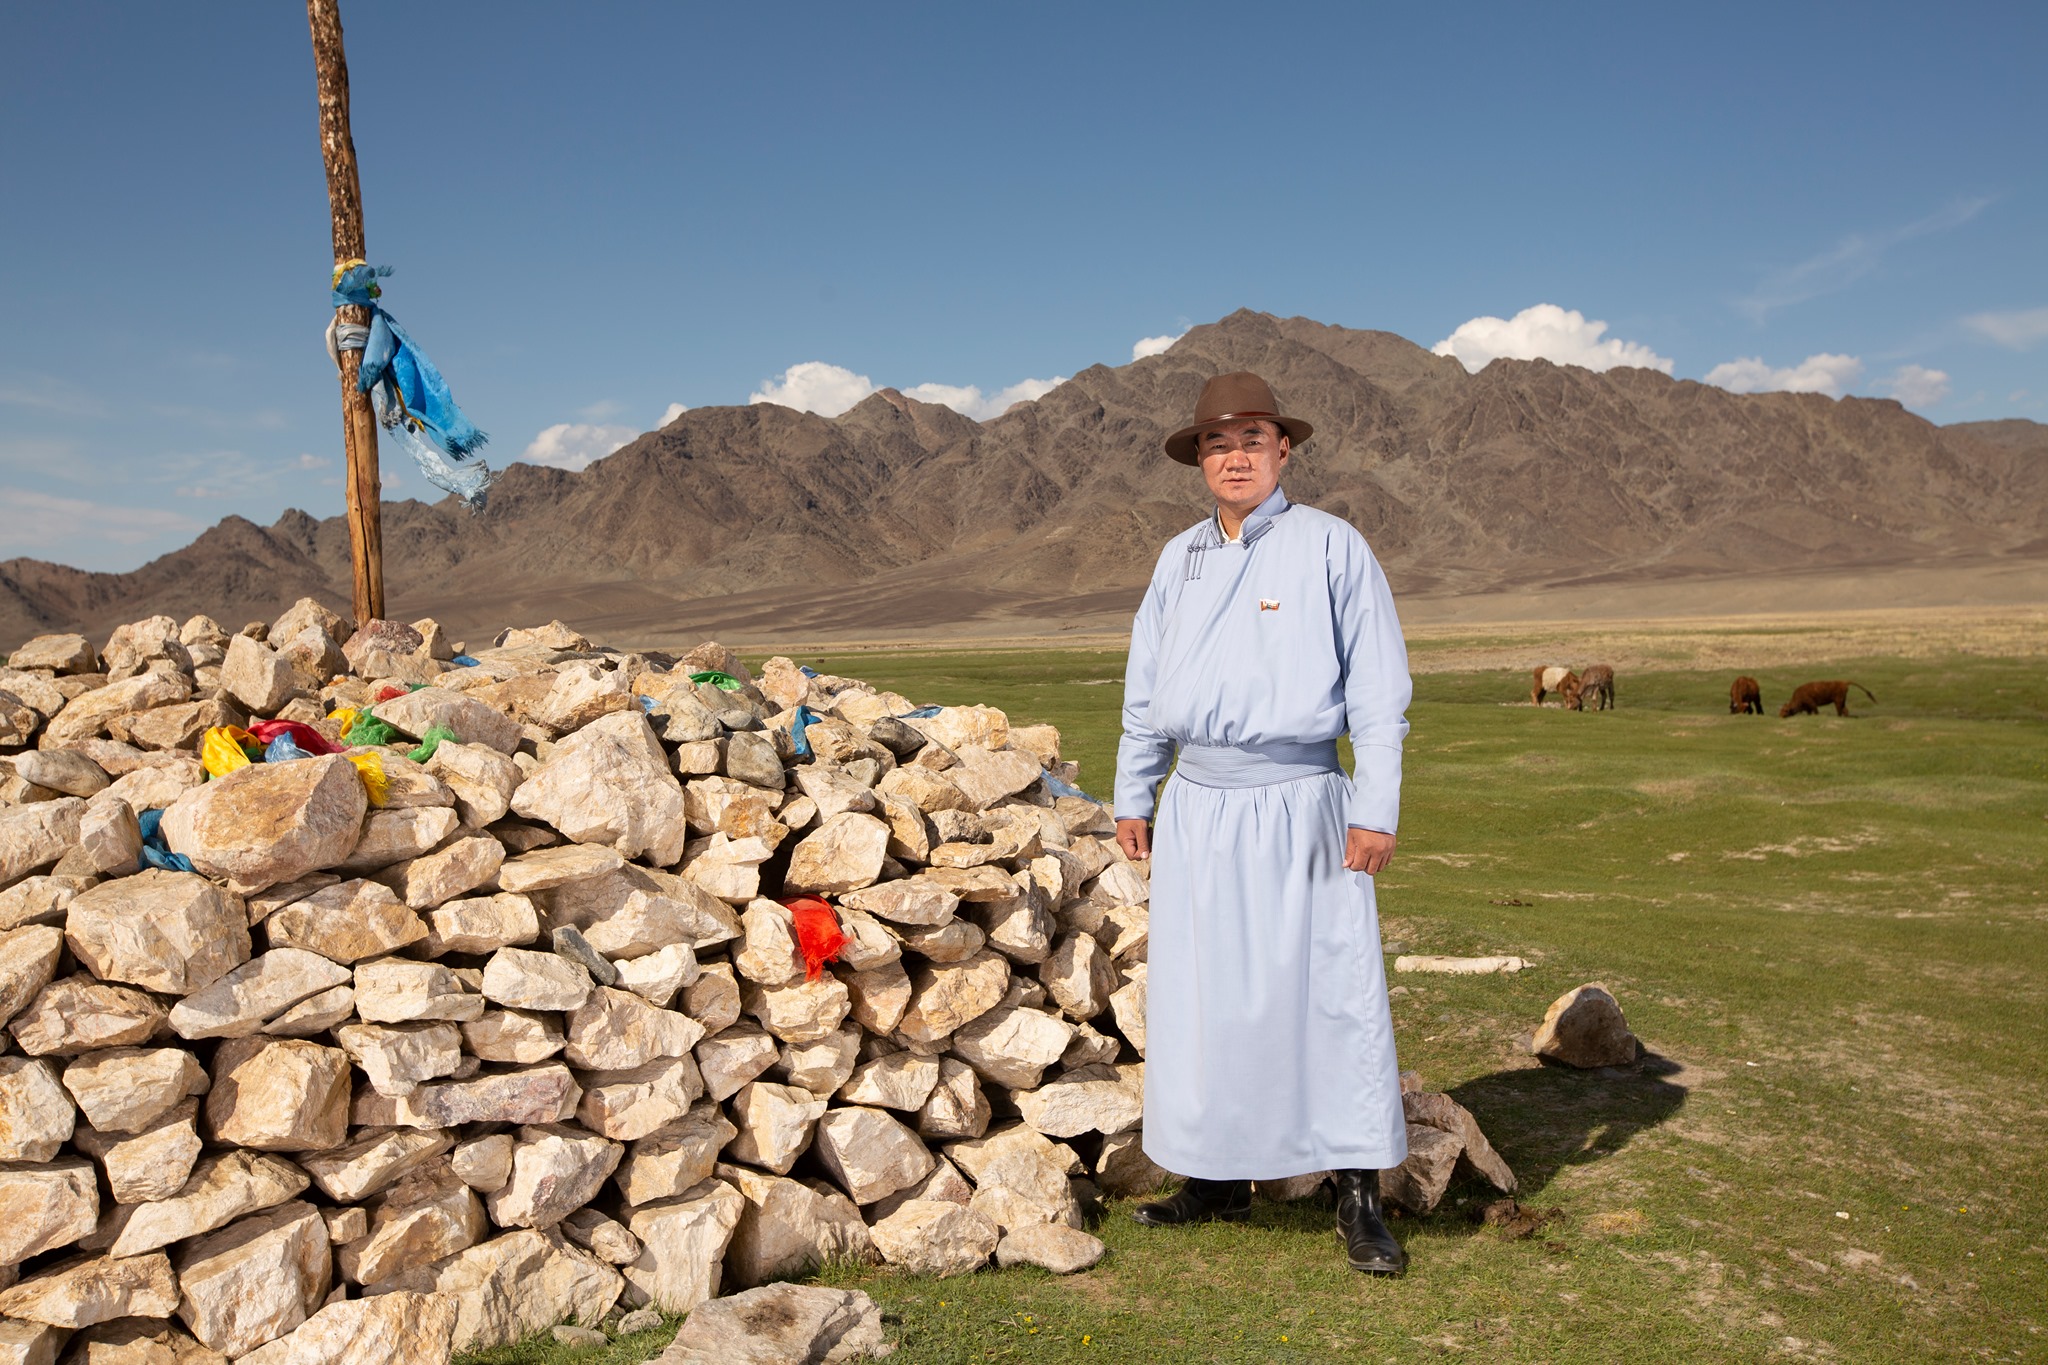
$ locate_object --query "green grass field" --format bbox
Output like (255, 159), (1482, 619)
(463, 637), (2048, 1365)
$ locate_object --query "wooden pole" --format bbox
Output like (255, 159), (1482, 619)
(308, 0), (384, 625)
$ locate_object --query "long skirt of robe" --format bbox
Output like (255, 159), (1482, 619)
(1141, 767), (1409, 1180)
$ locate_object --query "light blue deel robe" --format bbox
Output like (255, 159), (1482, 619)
(1116, 487), (1413, 1180)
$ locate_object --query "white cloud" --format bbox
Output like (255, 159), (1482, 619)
(901, 376), (1067, 421)
(0, 486), (202, 553)
(520, 422), (637, 471)
(657, 402), (688, 427)
(577, 399), (625, 421)
(296, 453), (327, 469)
(1703, 353), (1864, 398)
(749, 362), (878, 417)
(752, 362), (1065, 422)
(1962, 306), (2048, 349)
(1132, 331), (1186, 361)
(1736, 197), (1994, 321)
(1877, 364), (1951, 407)
(1431, 304), (1673, 375)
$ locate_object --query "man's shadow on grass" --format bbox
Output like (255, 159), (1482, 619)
(1448, 1052), (1689, 1198)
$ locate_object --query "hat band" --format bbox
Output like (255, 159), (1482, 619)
(1194, 409), (1282, 427)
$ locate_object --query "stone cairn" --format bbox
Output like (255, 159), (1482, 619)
(0, 604), (1516, 1364)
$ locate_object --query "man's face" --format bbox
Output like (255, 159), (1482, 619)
(1197, 419), (1289, 520)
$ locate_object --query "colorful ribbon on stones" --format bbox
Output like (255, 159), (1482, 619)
(781, 896), (847, 982)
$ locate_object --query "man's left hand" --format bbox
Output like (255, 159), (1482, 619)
(1345, 827), (1396, 875)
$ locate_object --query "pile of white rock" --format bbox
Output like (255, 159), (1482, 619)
(0, 604), (1161, 1363)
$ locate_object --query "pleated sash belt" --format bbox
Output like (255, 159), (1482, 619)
(1171, 740), (1341, 789)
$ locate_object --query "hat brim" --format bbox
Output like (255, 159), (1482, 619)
(1164, 413), (1314, 465)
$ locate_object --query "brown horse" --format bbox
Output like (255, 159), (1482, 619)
(1567, 664), (1615, 711)
(1729, 676), (1764, 715)
(1531, 665), (1576, 706)
(1778, 680), (1876, 717)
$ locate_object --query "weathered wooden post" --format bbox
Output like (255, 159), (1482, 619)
(307, 0), (384, 624)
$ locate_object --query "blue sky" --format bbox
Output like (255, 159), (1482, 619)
(3, 1), (2042, 571)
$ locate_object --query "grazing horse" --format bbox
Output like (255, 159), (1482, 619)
(1778, 680), (1876, 717)
(1568, 664), (1615, 711)
(1729, 676), (1764, 714)
(1531, 665), (1576, 706)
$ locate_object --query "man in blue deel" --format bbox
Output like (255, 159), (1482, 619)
(1114, 371), (1412, 1276)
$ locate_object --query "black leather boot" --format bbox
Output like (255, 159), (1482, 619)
(1334, 1170), (1407, 1275)
(1130, 1177), (1252, 1226)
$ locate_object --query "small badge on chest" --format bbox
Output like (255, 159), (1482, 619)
(1258, 599), (1281, 612)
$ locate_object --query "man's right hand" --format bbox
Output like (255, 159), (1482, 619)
(1115, 817), (1151, 861)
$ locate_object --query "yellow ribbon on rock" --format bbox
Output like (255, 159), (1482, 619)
(200, 726), (259, 778)
(347, 751), (390, 807)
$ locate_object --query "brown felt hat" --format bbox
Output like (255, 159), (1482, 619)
(1163, 371), (1314, 465)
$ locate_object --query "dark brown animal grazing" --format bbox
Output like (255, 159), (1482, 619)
(1729, 676), (1764, 714)
(1531, 665), (1576, 706)
(1567, 664), (1615, 712)
(1778, 680), (1876, 717)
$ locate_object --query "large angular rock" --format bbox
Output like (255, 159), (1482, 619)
(494, 843), (624, 893)
(543, 865), (739, 958)
(946, 746), (1042, 811)
(868, 1199), (998, 1277)
(563, 987), (705, 1070)
(102, 616), (190, 679)
(423, 740), (522, 826)
(839, 1050), (941, 1111)
(338, 1165), (487, 1285)
(996, 1222), (1106, 1274)
(386, 834), (504, 910)
(1404, 1090), (1517, 1194)
(532, 662), (635, 734)
(351, 1063), (580, 1129)
(205, 1036), (351, 1151)
(461, 1009), (564, 1064)
(73, 1099), (204, 1204)
(173, 1201), (331, 1357)
(337, 806), (461, 875)
(64, 870), (251, 995)
(576, 1054), (706, 1141)
(775, 1024), (861, 1096)
(1108, 965), (1146, 1056)
(60, 1047), (208, 1134)
(694, 1021), (780, 1102)
(1382, 1123), (1465, 1214)
(425, 892), (539, 956)
(621, 1178), (745, 1313)
(839, 879), (959, 927)
(483, 1123), (623, 1229)
(741, 977), (852, 1045)
(511, 711), (689, 865)
(616, 1103), (737, 1207)
(235, 1291), (458, 1365)
(1, 798), (86, 884)
(716, 1164), (872, 1289)
(168, 949), (353, 1040)
(735, 900), (804, 985)
(0, 1055), (77, 1161)
(479, 946), (592, 1012)
(897, 950), (1010, 1045)
(841, 959), (912, 1036)
(109, 1150), (310, 1257)
(812, 1106), (936, 1206)
(946, 1124), (1081, 1229)
(615, 942), (699, 1007)
(781, 813), (889, 895)
(220, 633), (298, 714)
(14, 749), (110, 798)
(657, 1282), (892, 1364)
(916, 1057), (991, 1141)
(76, 795), (143, 876)
(377, 1228), (622, 1352)
(37, 1318), (218, 1364)
(10, 976), (168, 1056)
(1039, 931), (1118, 1021)
(263, 984), (356, 1036)
(109, 697), (245, 753)
(683, 963), (742, 1034)
(352, 959), (484, 1023)
(374, 687), (523, 755)
(46, 672), (190, 746)
(1013, 1062), (1143, 1138)
(0, 1252), (178, 1328)
(9, 632), (96, 674)
(300, 1127), (454, 1203)
(1531, 982), (1640, 1068)
(451, 1133), (515, 1193)
(725, 1081), (829, 1175)
(950, 1004), (1075, 1090)
(340, 619), (430, 680)
(0, 1158), (99, 1263)
(158, 754), (366, 893)
(337, 1022), (465, 1098)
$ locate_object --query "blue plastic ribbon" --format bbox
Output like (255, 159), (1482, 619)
(789, 705), (822, 759)
(137, 807), (196, 873)
(1042, 770), (1101, 804)
(263, 733), (314, 764)
(902, 705), (943, 719)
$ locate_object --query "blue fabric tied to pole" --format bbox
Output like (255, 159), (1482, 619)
(137, 808), (196, 873)
(327, 262), (494, 511)
(789, 705), (823, 759)
(902, 705), (943, 719)
(263, 733), (315, 764)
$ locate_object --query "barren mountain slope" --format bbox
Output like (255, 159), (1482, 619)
(3, 309), (2041, 647)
